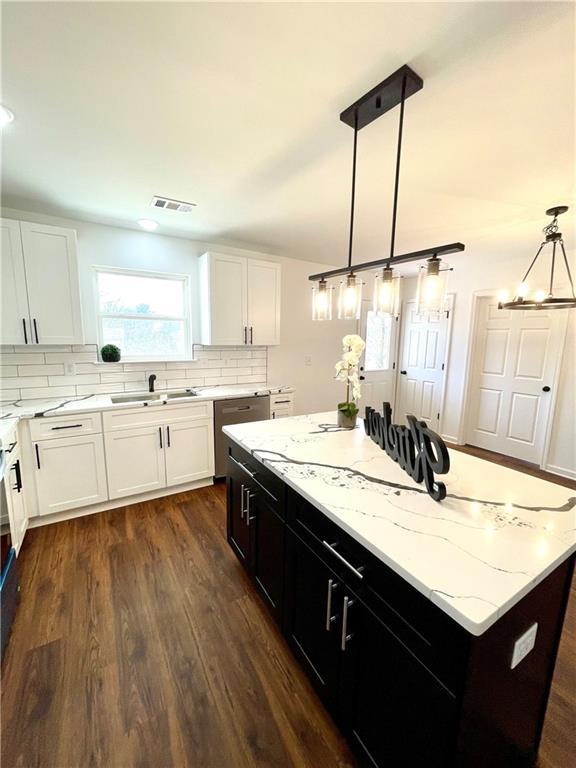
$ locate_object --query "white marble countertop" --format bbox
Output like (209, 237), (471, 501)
(0, 383), (293, 426)
(223, 412), (576, 636)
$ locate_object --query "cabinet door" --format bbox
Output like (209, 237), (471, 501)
(284, 530), (342, 706)
(252, 491), (285, 624)
(0, 218), (30, 344)
(105, 426), (166, 500)
(165, 418), (214, 486)
(6, 456), (28, 555)
(247, 259), (281, 345)
(201, 253), (247, 345)
(35, 434), (108, 515)
(226, 456), (252, 564)
(340, 596), (457, 768)
(20, 221), (83, 344)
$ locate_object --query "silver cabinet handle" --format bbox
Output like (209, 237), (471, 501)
(341, 596), (355, 651)
(322, 540), (365, 580)
(240, 483), (245, 518)
(229, 455), (256, 479)
(246, 492), (256, 526)
(325, 578), (339, 632)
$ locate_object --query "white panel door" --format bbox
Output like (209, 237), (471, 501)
(35, 434), (108, 515)
(165, 418), (215, 486)
(396, 301), (448, 431)
(204, 253), (248, 345)
(20, 221), (84, 344)
(105, 425), (166, 499)
(247, 259), (281, 345)
(357, 300), (399, 413)
(0, 218), (31, 344)
(466, 298), (567, 463)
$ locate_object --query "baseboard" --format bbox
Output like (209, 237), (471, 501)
(543, 464), (576, 481)
(442, 434), (461, 445)
(27, 477), (215, 528)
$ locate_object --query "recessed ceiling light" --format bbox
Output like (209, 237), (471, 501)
(137, 219), (158, 232)
(0, 105), (15, 128)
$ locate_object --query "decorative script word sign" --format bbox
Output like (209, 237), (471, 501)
(364, 403), (450, 501)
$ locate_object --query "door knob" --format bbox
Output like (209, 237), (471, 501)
(400, 370), (407, 375)
(542, 386), (551, 392)
(359, 375), (365, 381)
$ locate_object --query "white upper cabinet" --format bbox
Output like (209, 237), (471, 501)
(0, 218), (84, 345)
(199, 252), (281, 345)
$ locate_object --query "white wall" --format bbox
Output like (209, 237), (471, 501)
(2, 207), (353, 414)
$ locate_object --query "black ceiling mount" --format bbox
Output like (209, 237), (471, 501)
(545, 205), (569, 217)
(340, 65), (423, 130)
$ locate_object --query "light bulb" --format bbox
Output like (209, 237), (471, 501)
(338, 274), (362, 319)
(516, 282), (529, 298)
(423, 274), (440, 302)
(312, 279), (332, 321)
(498, 289), (509, 303)
(534, 290), (546, 303)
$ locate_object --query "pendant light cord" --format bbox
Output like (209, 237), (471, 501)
(389, 75), (407, 262)
(347, 113), (359, 270)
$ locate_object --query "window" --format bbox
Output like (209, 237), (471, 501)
(364, 310), (393, 371)
(94, 267), (190, 360)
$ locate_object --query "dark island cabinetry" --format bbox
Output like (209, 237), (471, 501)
(226, 442), (574, 768)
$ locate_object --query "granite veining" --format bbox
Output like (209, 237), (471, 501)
(223, 412), (576, 635)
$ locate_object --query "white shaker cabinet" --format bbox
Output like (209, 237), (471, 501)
(105, 425), (167, 500)
(199, 252), (281, 345)
(34, 433), (108, 515)
(164, 418), (215, 486)
(4, 442), (29, 555)
(0, 218), (84, 345)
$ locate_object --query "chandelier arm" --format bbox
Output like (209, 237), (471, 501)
(519, 241), (546, 287)
(389, 74), (407, 262)
(559, 239), (576, 298)
(549, 240), (557, 297)
(347, 114), (359, 270)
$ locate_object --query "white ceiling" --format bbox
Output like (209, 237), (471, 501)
(1, 1), (574, 265)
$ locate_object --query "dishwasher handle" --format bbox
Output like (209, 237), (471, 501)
(221, 404), (255, 414)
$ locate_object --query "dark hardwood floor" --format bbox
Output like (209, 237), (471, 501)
(1, 478), (574, 767)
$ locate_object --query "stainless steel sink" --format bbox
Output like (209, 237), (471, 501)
(110, 393), (164, 404)
(166, 390), (198, 400)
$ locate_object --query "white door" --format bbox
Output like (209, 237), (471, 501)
(20, 221), (84, 344)
(357, 300), (399, 413)
(396, 301), (449, 431)
(35, 434), (108, 515)
(247, 259), (281, 345)
(466, 297), (568, 463)
(203, 253), (248, 345)
(6, 451), (28, 555)
(105, 425), (166, 499)
(165, 418), (215, 486)
(0, 218), (31, 345)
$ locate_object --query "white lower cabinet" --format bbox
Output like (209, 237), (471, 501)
(5, 443), (29, 555)
(165, 419), (215, 486)
(105, 426), (166, 500)
(34, 433), (108, 515)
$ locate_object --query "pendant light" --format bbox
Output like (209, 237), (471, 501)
(309, 65), (465, 314)
(416, 255), (449, 314)
(499, 206), (576, 310)
(312, 278), (333, 321)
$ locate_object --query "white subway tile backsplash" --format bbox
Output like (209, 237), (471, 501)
(204, 376), (238, 386)
(236, 374), (267, 384)
(45, 352), (98, 363)
(48, 374), (101, 386)
(3, 376), (48, 389)
(14, 345), (72, 353)
(0, 366), (18, 377)
(0, 353), (46, 365)
(0, 389), (20, 402)
(123, 362), (168, 371)
(16, 364), (65, 376)
(23, 386), (77, 399)
(100, 372), (144, 383)
(76, 383), (125, 395)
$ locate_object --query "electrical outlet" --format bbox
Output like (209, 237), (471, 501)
(64, 361), (76, 376)
(511, 622), (538, 669)
(304, 355), (312, 367)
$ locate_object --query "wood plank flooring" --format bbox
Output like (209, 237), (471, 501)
(1, 480), (574, 767)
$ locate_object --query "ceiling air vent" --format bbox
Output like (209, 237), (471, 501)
(150, 195), (196, 213)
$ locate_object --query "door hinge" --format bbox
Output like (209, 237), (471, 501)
(445, 310), (450, 319)
(437, 412), (440, 420)
(392, 362), (396, 370)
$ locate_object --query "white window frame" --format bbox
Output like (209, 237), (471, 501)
(92, 265), (192, 361)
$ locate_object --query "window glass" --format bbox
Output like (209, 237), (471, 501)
(364, 311), (392, 371)
(97, 271), (184, 316)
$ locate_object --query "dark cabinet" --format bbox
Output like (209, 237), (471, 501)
(340, 594), (457, 768)
(226, 455), (251, 563)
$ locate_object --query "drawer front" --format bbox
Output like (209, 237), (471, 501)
(103, 401), (213, 432)
(271, 407), (293, 419)
(29, 411), (102, 440)
(270, 393), (293, 408)
(228, 441), (285, 515)
(287, 489), (469, 692)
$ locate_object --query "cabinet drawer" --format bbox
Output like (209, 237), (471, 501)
(103, 401), (213, 432)
(271, 407), (293, 419)
(228, 442), (285, 514)
(287, 489), (469, 692)
(29, 411), (102, 440)
(270, 393), (293, 408)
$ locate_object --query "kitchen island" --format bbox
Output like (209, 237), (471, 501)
(223, 412), (575, 768)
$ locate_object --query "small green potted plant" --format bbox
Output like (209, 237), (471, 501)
(100, 344), (121, 363)
(334, 334), (365, 428)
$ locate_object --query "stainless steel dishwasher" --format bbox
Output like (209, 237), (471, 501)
(214, 395), (270, 477)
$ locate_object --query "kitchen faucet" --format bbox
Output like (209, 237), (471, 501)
(148, 374), (156, 393)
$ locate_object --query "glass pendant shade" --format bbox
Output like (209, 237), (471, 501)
(312, 279), (332, 321)
(338, 274), (363, 320)
(416, 257), (448, 314)
(373, 267), (400, 316)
